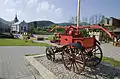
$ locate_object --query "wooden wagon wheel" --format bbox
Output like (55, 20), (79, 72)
(85, 44), (103, 66)
(46, 46), (57, 62)
(62, 45), (85, 74)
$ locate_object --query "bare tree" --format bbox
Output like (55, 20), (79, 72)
(69, 16), (77, 25)
(69, 17), (75, 24)
(89, 14), (105, 25)
(90, 15), (94, 24)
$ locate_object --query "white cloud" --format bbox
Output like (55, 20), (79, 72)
(26, 0), (38, 8)
(5, 8), (15, 12)
(5, 8), (23, 17)
(4, 0), (8, 4)
(55, 8), (62, 14)
(15, 0), (22, 4)
(36, 3), (41, 12)
(4, 0), (16, 7)
(0, 0), (66, 23)
(40, 1), (50, 10)
(35, 1), (63, 22)
(51, 5), (55, 10)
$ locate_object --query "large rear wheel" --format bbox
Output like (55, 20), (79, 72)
(62, 45), (85, 74)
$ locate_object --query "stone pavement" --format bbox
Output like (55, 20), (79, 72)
(0, 46), (46, 79)
(101, 43), (120, 61)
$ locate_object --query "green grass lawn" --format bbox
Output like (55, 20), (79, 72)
(102, 57), (120, 67)
(0, 38), (50, 46)
(48, 35), (54, 40)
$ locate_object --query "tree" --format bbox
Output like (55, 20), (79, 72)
(89, 15), (94, 25)
(69, 17), (75, 24)
(28, 26), (35, 34)
(50, 24), (56, 29)
(99, 15), (105, 24)
(89, 14), (105, 25)
(34, 21), (37, 28)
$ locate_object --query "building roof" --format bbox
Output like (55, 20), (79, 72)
(13, 21), (21, 25)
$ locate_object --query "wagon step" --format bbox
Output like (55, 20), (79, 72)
(86, 57), (100, 67)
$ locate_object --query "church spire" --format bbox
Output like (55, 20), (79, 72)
(14, 13), (19, 23)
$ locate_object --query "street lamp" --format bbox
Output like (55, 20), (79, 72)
(77, 0), (80, 27)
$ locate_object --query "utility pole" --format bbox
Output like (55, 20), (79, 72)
(77, 0), (80, 27)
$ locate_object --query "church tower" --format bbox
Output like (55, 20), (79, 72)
(14, 14), (19, 23)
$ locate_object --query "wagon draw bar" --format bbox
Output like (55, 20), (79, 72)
(49, 25), (114, 40)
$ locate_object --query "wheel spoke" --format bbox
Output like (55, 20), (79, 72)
(94, 53), (101, 54)
(92, 48), (99, 52)
(63, 52), (71, 58)
(74, 62), (80, 73)
(75, 61), (83, 68)
(65, 59), (71, 66)
(72, 63), (75, 72)
(75, 59), (83, 64)
(69, 62), (72, 70)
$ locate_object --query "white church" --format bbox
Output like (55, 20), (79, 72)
(11, 14), (28, 35)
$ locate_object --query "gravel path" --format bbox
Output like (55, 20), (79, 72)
(35, 55), (120, 79)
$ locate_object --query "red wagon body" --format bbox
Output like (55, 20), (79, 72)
(60, 35), (96, 48)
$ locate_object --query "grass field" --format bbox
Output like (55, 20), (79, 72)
(48, 35), (54, 40)
(102, 57), (120, 67)
(0, 38), (50, 46)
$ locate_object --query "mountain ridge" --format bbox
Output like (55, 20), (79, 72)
(0, 17), (77, 30)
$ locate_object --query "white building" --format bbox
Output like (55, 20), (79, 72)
(19, 20), (28, 33)
(11, 21), (28, 34)
(11, 22), (21, 33)
(10, 15), (28, 34)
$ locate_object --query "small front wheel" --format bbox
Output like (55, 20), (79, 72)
(46, 46), (57, 62)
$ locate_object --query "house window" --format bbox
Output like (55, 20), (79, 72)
(24, 27), (26, 31)
(107, 19), (110, 24)
(16, 25), (17, 30)
(21, 27), (23, 30)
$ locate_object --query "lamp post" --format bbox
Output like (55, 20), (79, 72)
(77, 0), (80, 27)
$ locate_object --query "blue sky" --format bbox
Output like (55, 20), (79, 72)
(0, 0), (120, 23)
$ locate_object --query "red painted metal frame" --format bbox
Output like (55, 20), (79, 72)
(49, 25), (114, 48)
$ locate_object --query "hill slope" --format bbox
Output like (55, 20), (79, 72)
(28, 20), (55, 28)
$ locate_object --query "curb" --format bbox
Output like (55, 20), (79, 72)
(25, 54), (57, 79)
